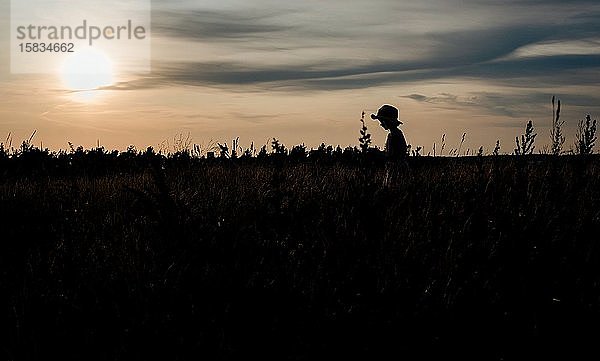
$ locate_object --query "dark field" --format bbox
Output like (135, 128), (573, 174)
(1, 153), (600, 360)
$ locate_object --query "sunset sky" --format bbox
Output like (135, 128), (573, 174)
(1, 0), (599, 154)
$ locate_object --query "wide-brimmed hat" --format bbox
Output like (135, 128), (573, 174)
(371, 105), (403, 125)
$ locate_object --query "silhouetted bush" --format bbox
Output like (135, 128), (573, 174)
(576, 114), (597, 155)
(515, 120), (537, 156)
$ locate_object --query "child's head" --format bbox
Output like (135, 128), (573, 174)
(371, 105), (402, 130)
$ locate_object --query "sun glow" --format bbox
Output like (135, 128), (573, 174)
(60, 48), (114, 101)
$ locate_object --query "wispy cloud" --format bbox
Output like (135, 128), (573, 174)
(125, 1), (600, 93)
(100, 0), (600, 135)
(401, 91), (600, 118)
(153, 9), (294, 42)
(107, 52), (600, 94)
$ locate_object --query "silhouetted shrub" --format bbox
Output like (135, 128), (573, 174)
(515, 120), (537, 156)
(576, 114), (597, 155)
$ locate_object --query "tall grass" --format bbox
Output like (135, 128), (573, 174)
(1, 153), (600, 360)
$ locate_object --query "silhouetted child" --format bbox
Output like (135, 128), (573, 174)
(371, 104), (407, 159)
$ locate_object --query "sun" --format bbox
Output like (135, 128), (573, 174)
(60, 48), (114, 99)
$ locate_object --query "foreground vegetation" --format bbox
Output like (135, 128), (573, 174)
(1, 145), (600, 360)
